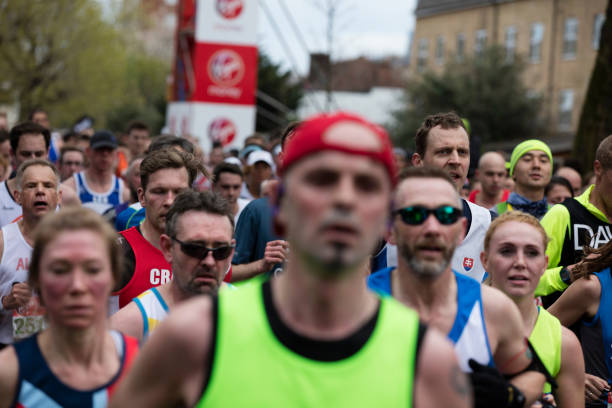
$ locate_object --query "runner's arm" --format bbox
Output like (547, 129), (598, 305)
(414, 328), (472, 408)
(484, 287), (545, 406)
(109, 296), (214, 407)
(108, 300), (145, 342)
(548, 275), (601, 327)
(0, 347), (18, 408)
(535, 206), (571, 297)
(554, 327), (585, 408)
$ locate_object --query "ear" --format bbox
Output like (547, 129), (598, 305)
(229, 238), (236, 259)
(57, 188), (63, 207)
(388, 222), (398, 246)
(13, 189), (21, 206)
(474, 169), (480, 180)
(411, 153), (423, 167)
(271, 182), (286, 238)
(137, 187), (145, 207)
(480, 250), (488, 272)
(160, 234), (173, 263)
(594, 160), (602, 179)
(457, 217), (467, 245)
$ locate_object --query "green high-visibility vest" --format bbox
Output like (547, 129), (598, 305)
(197, 279), (421, 407)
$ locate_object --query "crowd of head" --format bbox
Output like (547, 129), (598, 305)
(0, 108), (611, 407)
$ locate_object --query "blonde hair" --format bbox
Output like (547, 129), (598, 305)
(484, 211), (548, 254)
(29, 207), (121, 293)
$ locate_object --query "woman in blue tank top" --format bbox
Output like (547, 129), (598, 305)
(549, 239), (612, 407)
(0, 208), (139, 408)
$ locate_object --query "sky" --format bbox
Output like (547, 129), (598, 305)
(98, 0), (417, 76)
(256, 0), (417, 76)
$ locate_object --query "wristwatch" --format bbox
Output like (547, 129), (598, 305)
(560, 266), (571, 285)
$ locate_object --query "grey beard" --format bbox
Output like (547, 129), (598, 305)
(399, 241), (452, 279)
(407, 256), (449, 278)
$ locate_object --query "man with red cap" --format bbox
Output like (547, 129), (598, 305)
(110, 112), (471, 408)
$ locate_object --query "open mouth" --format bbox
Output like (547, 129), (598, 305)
(448, 172), (462, 182)
(508, 275), (529, 282)
(33, 201), (48, 210)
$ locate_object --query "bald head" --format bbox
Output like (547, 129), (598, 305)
(478, 151), (506, 170)
(555, 166), (581, 195)
(477, 152), (507, 197)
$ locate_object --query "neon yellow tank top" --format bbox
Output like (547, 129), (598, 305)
(529, 307), (562, 393)
(197, 279), (421, 407)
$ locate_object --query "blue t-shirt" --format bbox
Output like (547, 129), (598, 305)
(232, 198), (280, 267)
(115, 203), (145, 232)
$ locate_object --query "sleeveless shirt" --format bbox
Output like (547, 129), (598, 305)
(198, 279), (422, 407)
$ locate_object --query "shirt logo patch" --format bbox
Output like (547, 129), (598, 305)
(463, 257), (474, 271)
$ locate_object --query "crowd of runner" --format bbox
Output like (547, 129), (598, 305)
(0, 108), (609, 407)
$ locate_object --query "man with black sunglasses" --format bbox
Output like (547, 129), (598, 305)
(368, 166), (546, 408)
(111, 112), (471, 408)
(110, 191), (234, 342)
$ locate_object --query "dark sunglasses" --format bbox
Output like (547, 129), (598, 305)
(171, 237), (234, 260)
(394, 205), (463, 225)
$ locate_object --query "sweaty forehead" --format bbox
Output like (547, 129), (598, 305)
(322, 122), (383, 152)
(396, 177), (459, 207)
(428, 126), (469, 147)
(18, 134), (46, 149)
(23, 165), (57, 182)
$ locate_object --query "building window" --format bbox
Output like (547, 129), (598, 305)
(593, 13), (605, 50)
(558, 89), (574, 130)
(475, 29), (487, 55)
(563, 18), (578, 59)
(529, 23), (544, 63)
(435, 36), (445, 65)
(505, 26), (517, 63)
(456, 33), (465, 62)
(417, 38), (429, 72)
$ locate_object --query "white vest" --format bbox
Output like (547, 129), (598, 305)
(453, 200), (491, 282)
(0, 222), (33, 344)
(0, 181), (22, 228)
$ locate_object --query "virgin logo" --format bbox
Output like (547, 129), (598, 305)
(208, 50), (245, 87)
(216, 0), (243, 19)
(209, 118), (236, 145)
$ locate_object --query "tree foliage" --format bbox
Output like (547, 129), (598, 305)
(256, 53), (303, 134)
(0, 0), (170, 134)
(390, 46), (542, 151)
(573, 0), (612, 171)
(0, 0), (128, 126)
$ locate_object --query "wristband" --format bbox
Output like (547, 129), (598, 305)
(507, 383), (526, 408)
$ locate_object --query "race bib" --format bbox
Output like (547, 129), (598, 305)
(12, 295), (46, 340)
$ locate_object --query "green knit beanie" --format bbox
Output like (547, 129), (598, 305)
(508, 139), (553, 177)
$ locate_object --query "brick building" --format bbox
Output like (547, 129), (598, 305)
(410, 0), (606, 142)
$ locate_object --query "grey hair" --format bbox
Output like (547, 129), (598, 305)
(16, 159), (60, 191)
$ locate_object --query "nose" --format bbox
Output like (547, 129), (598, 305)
(333, 176), (357, 209)
(200, 250), (216, 267)
(513, 250), (527, 269)
(69, 269), (88, 293)
(448, 150), (460, 164)
(163, 191), (176, 207)
(421, 211), (442, 235)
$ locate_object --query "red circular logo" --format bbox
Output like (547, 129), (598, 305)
(207, 49), (245, 87)
(208, 118), (236, 146)
(216, 0), (243, 19)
